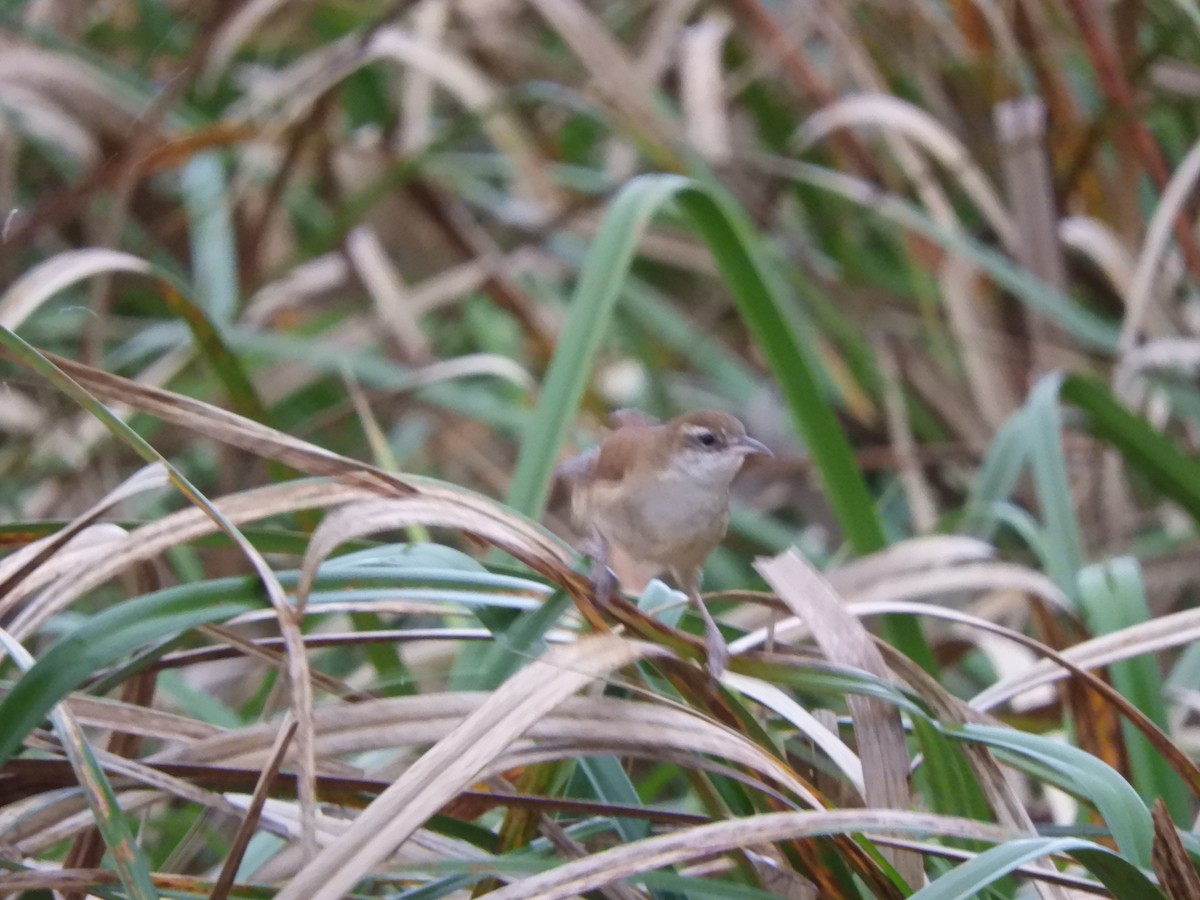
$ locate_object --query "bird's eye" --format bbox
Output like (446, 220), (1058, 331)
(698, 431), (717, 447)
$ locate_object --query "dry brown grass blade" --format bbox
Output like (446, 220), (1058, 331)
(534, 812), (644, 900)
(1030, 601), (1128, 776)
(0, 349), (323, 854)
(368, 25), (559, 214)
(397, 0), (447, 153)
(4, 500), (355, 862)
(20, 350), (195, 476)
(870, 836), (1106, 895)
(2, 790), (141, 856)
(345, 225), (433, 362)
(972, 603), (1200, 712)
(228, 25), (557, 215)
(722, 672), (865, 798)
(211, 716), (298, 900)
(850, 562), (1071, 612)
(483, 809), (1019, 900)
(876, 650), (1069, 900)
(875, 337), (937, 531)
(147, 691), (823, 809)
(0, 630), (156, 893)
(753, 550), (922, 889)
(61, 670), (157, 884)
(19, 741), (252, 828)
(937, 247), (1021, 432)
(0, 40), (143, 139)
(296, 496), (575, 616)
(752, 149), (1020, 433)
(0, 463), (167, 601)
(827, 536), (995, 591)
(728, 0), (876, 175)
(0, 79), (99, 168)
(793, 92), (1018, 249)
(1121, 135), (1200, 352)
(679, 13), (732, 162)
(1114, 337), (1200, 405)
(525, 0), (678, 149)
(0, 757), (707, 831)
(202, 0), (289, 82)
(856, 598), (1200, 801)
(0, 380), (44, 436)
(200, 563), (314, 856)
(0, 756), (349, 817)
(0, 869), (254, 897)
(197, 624), (364, 703)
(0, 481), (371, 633)
(994, 96), (1077, 375)
(1059, 215), (1136, 298)
(59, 693), (222, 744)
(1151, 798), (1200, 900)
(35, 351), (416, 497)
(1063, 0), (1200, 284)
(31, 350), (545, 593)
(635, 0), (702, 80)
(11, 536), (319, 856)
(801, 5), (1027, 434)
(275, 636), (656, 900)
(733, 560), (1072, 654)
(900, 347), (994, 452)
(0, 248), (152, 330)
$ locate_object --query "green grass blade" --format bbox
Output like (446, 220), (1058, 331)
(580, 756), (652, 844)
(0, 582), (266, 766)
(181, 152), (238, 324)
(0, 247), (279, 478)
(62, 739), (161, 899)
(503, 174), (932, 665)
(506, 174), (694, 518)
(967, 374), (1084, 592)
(953, 725), (1154, 868)
(670, 183), (885, 554)
(640, 871), (786, 898)
(771, 161), (1120, 351)
(0, 632), (160, 900)
(911, 717), (993, 823)
(911, 836), (1163, 900)
(1025, 374), (1085, 595)
(1060, 373), (1200, 526)
(964, 409), (1032, 539)
(1078, 558), (1190, 824)
(506, 173), (885, 550)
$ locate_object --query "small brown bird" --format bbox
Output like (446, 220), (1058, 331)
(557, 409), (771, 677)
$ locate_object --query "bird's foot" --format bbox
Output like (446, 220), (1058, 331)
(591, 561), (617, 610)
(703, 617), (729, 680)
(582, 536), (616, 609)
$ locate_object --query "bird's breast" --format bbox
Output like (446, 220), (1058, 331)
(575, 474), (730, 568)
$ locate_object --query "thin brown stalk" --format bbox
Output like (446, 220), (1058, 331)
(211, 717), (298, 900)
(1063, 0), (1200, 281)
(726, 0), (878, 177)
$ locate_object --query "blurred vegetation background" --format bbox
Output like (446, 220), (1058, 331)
(4, 1), (1200, 897)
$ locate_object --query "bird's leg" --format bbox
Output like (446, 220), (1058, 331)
(583, 534), (616, 609)
(678, 568), (728, 680)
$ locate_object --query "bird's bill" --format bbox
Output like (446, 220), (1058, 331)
(738, 436), (772, 456)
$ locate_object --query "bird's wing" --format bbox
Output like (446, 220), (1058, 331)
(554, 447), (599, 482)
(590, 425), (661, 481)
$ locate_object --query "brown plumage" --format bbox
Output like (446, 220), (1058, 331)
(558, 410), (771, 677)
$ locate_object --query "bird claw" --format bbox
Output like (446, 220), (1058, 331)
(704, 619), (729, 681)
(591, 562), (617, 609)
